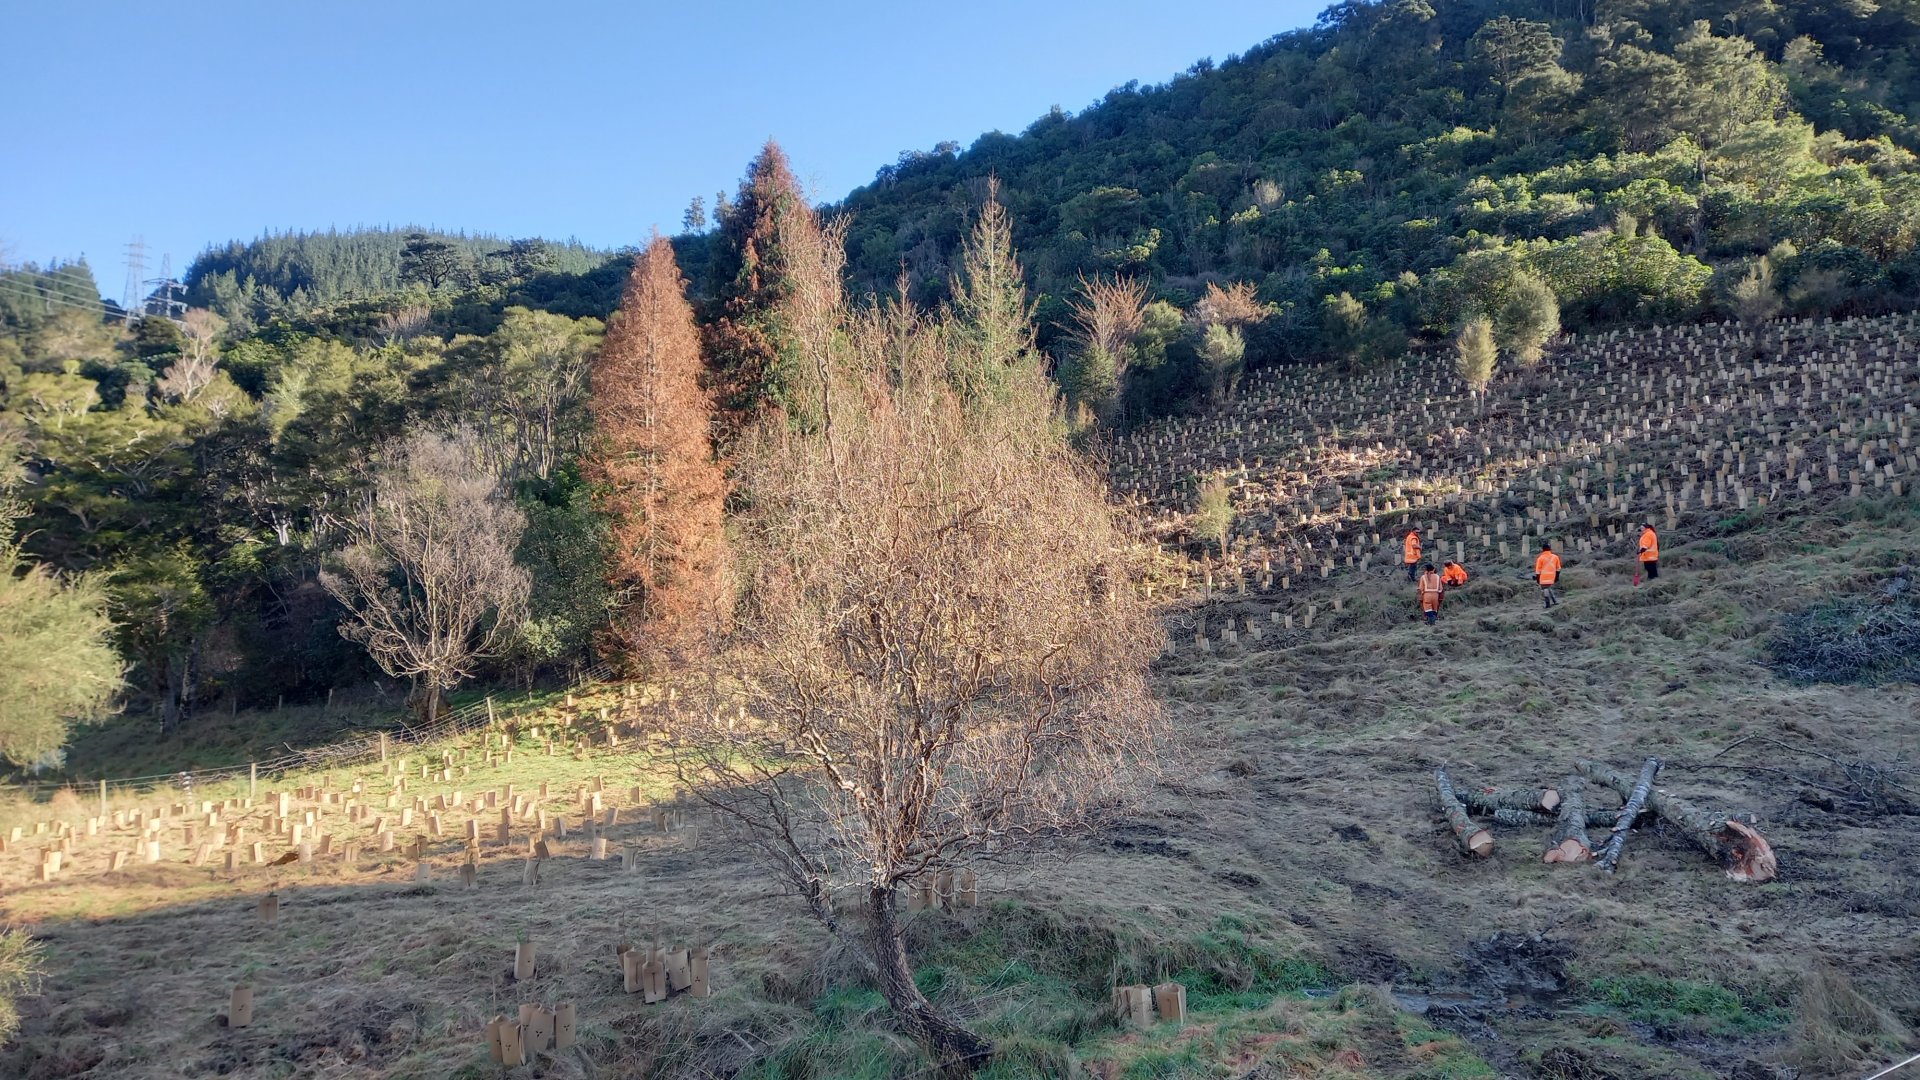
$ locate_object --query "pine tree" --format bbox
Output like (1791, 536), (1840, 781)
(703, 141), (829, 434)
(589, 236), (730, 668)
(947, 177), (1038, 408)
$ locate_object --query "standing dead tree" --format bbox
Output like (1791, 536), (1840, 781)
(322, 429), (531, 723)
(1064, 274), (1148, 422)
(587, 236), (730, 669)
(677, 259), (1165, 1065)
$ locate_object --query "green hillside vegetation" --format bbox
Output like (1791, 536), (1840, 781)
(4, 0), (1920, 781)
(810, 0), (1920, 416)
(5, 312), (1915, 1077)
(184, 228), (613, 329)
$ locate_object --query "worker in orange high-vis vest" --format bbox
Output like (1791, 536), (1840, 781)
(1441, 561), (1468, 587)
(1418, 564), (1444, 625)
(1637, 523), (1660, 581)
(1534, 542), (1563, 609)
(1403, 529), (1422, 583)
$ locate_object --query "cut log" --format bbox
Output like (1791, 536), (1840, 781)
(1434, 767), (1492, 858)
(1490, 807), (1649, 829)
(1592, 758), (1661, 873)
(1464, 786), (1562, 816)
(1575, 758), (1778, 883)
(1543, 775), (1591, 864)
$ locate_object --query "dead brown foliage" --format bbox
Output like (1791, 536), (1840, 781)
(588, 237), (731, 670)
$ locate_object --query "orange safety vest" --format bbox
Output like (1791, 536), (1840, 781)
(1441, 563), (1468, 587)
(1403, 533), (1421, 564)
(1638, 527), (1659, 563)
(1534, 550), (1562, 585)
(1419, 571), (1444, 611)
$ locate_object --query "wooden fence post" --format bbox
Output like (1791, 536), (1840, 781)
(249, 762), (258, 799)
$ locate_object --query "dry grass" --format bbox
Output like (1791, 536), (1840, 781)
(9, 344), (1920, 1075)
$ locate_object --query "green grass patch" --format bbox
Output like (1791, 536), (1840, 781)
(1579, 973), (1791, 1037)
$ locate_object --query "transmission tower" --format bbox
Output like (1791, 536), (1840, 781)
(143, 253), (187, 322)
(122, 237), (148, 324)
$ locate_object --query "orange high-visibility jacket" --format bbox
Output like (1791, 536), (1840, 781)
(1441, 563), (1468, 586)
(1534, 550), (1562, 585)
(1403, 533), (1421, 564)
(1638, 527), (1659, 563)
(1419, 571), (1444, 611)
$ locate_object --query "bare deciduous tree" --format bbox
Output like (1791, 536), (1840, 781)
(322, 429), (530, 721)
(1192, 280), (1267, 330)
(1069, 273), (1149, 361)
(375, 304), (434, 346)
(677, 266), (1165, 1065)
(155, 308), (227, 404)
(1064, 274), (1148, 421)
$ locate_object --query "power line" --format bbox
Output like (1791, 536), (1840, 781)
(0, 270), (112, 305)
(0, 277), (116, 316)
(0, 273), (184, 326)
(1, 263), (114, 306)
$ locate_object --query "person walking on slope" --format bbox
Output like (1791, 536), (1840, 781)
(1403, 529), (1422, 583)
(1534, 542), (1563, 609)
(1418, 563), (1444, 625)
(1637, 522), (1660, 583)
(1441, 560), (1468, 588)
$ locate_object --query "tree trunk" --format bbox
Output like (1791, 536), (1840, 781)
(1544, 775), (1591, 863)
(411, 680), (442, 725)
(1434, 766), (1492, 858)
(1463, 786), (1561, 817)
(1592, 758), (1661, 873)
(1490, 806), (1647, 829)
(866, 886), (993, 1068)
(1576, 759), (1778, 883)
(159, 671), (181, 737)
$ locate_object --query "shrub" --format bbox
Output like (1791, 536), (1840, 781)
(0, 927), (45, 1043)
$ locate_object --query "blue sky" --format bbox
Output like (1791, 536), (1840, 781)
(1, 1), (1322, 300)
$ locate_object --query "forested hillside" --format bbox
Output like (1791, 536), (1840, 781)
(184, 228), (614, 329)
(8, 0), (1920, 774)
(818, 0), (1920, 414)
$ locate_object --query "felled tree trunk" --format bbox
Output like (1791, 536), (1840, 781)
(1490, 807), (1648, 829)
(1592, 758), (1661, 873)
(1576, 759), (1778, 883)
(1435, 766), (1492, 858)
(1543, 775), (1591, 864)
(1463, 786), (1561, 817)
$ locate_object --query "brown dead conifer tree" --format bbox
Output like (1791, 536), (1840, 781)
(587, 236), (730, 668)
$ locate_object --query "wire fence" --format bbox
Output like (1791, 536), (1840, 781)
(5, 663), (617, 801)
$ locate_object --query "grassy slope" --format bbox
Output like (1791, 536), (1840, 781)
(6, 328), (1920, 1078)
